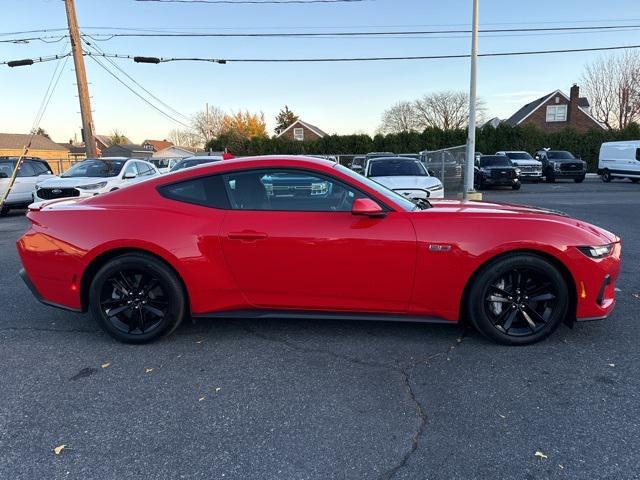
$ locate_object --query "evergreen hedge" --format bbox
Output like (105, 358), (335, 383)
(206, 123), (640, 171)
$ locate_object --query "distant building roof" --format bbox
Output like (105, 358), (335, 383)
(143, 139), (174, 152)
(276, 119), (328, 139)
(0, 133), (68, 151)
(505, 90), (591, 126)
(102, 143), (154, 157)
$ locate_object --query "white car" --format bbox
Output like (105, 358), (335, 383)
(496, 151), (543, 180)
(150, 157), (180, 174)
(0, 157), (55, 215)
(598, 140), (640, 183)
(365, 157), (444, 199)
(34, 157), (159, 202)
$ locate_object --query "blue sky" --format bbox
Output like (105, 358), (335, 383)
(1, 0), (639, 144)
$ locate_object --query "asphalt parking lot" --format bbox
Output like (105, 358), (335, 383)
(1, 177), (638, 480)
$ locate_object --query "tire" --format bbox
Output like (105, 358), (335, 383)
(0, 205), (9, 217)
(466, 253), (568, 345)
(545, 170), (555, 183)
(89, 253), (187, 344)
(574, 176), (585, 183)
(601, 169), (612, 182)
(630, 178), (639, 184)
(512, 182), (521, 190)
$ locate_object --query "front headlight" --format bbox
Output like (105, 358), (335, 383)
(577, 244), (614, 259)
(515, 168), (521, 176)
(553, 162), (561, 171)
(77, 181), (108, 190)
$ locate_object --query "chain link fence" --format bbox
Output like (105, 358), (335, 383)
(419, 145), (466, 197)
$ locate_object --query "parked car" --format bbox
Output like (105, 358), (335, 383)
(19, 156), (620, 346)
(598, 141), (640, 183)
(150, 157), (180, 174)
(397, 153), (420, 160)
(0, 157), (54, 216)
(366, 152), (395, 160)
(496, 151), (543, 181)
(169, 155), (222, 173)
(533, 149), (586, 183)
(34, 157), (159, 202)
(365, 157), (444, 199)
(475, 155), (521, 190)
(419, 150), (463, 185)
(349, 156), (366, 174)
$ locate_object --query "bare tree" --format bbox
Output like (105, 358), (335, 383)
(377, 101), (420, 134)
(167, 128), (203, 148)
(192, 105), (225, 142)
(582, 51), (640, 129)
(414, 91), (485, 130)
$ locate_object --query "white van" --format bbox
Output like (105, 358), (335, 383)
(598, 141), (640, 183)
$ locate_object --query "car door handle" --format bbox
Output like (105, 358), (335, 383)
(227, 231), (268, 241)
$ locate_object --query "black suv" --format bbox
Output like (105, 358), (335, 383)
(534, 150), (586, 183)
(474, 155), (521, 190)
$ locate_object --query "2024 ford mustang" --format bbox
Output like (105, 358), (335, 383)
(17, 156), (621, 345)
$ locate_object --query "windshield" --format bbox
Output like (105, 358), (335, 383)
(150, 158), (172, 168)
(62, 159), (125, 178)
(335, 164), (420, 211)
(369, 159), (427, 177)
(504, 152), (534, 160)
(481, 156), (512, 167)
(0, 160), (16, 177)
(547, 151), (575, 160)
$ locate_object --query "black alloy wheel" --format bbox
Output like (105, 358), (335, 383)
(512, 182), (521, 190)
(601, 170), (612, 182)
(467, 253), (568, 345)
(89, 253), (186, 343)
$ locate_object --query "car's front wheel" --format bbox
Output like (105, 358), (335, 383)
(466, 253), (568, 345)
(574, 176), (585, 183)
(0, 205), (9, 217)
(89, 253), (187, 343)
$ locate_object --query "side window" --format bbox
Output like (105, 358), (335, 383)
(223, 169), (366, 212)
(137, 162), (154, 176)
(158, 175), (229, 209)
(123, 162), (138, 178)
(17, 162), (37, 177)
(636, 148), (640, 162)
(30, 161), (51, 175)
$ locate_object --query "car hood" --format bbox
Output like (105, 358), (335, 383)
(36, 176), (113, 188)
(425, 200), (619, 244)
(371, 176), (441, 190)
(509, 159), (542, 167)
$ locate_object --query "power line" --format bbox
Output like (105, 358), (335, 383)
(1, 53), (71, 66)
(81, 37), (191, 121)
(6, 23), (640, 43)
(85, 53), (191, 128)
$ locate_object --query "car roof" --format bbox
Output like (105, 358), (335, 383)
(368, 156), (418, 162)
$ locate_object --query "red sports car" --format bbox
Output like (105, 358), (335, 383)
(17, 156), (621, 345)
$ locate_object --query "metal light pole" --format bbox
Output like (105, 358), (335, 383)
(463, 0), (479, 200)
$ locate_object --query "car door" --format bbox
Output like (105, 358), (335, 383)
(219, 168), (417, 313)
(11, 161), (40, 203)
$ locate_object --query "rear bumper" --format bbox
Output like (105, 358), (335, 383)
(19, 268), (82, 312)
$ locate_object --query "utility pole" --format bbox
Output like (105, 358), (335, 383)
(463, 0), (479, 200)
(65, 0), (97, 157)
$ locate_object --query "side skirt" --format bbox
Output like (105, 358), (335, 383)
(193, 309), (455, 324)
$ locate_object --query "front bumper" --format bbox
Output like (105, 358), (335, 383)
(569, 243), (621, 322)
(482, 177), (520, 186)
(550, 170), (586, 179)
(519, 172), (543, 180)
(394, 188), (444, 200)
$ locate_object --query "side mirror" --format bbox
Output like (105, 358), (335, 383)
(352, 198), (385, 218)
(123, 172), (137, 179)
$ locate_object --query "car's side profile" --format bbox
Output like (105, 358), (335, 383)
(34, 157), (159, 202)
(18, 156), (621, 345)
(0, 157), (54, 215)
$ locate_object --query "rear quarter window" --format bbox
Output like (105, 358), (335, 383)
(158, 174), (230, 209)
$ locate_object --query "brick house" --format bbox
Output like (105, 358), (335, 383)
(276, 119), (327, 142)
(505, 85), (604, 133)
(143, 139), (174, 152)
(0, 133), (69, 160)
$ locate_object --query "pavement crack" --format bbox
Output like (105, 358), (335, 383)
(237, 321), (470, 480)
(0, 326), (97, 334)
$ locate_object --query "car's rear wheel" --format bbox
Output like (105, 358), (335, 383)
(512, 182), (521, 190)
(601, 169), (612, 182)
(630, 178), (639, 184)
(89, 253), (186, 343)
(467, 253), (568, 345)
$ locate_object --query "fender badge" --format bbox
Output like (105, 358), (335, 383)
(428, 244), (452, 252)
